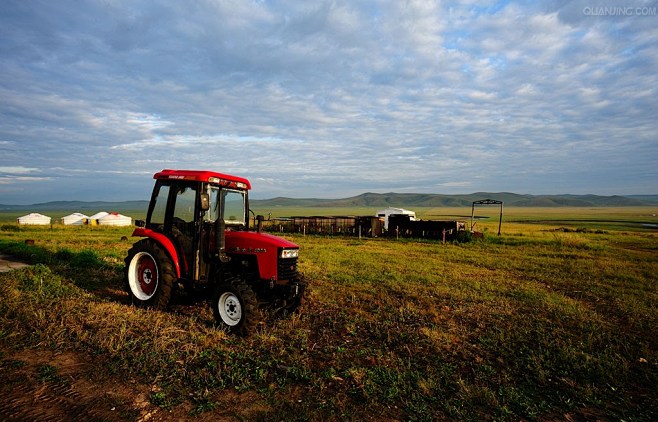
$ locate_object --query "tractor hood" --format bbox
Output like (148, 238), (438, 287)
(225, 231), (298, 251)
(224, 231), (298, 281)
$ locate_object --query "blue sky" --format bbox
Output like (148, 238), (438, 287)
(1, 0), (657, 204)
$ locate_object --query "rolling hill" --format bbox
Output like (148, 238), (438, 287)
(251, 192), (658, 208)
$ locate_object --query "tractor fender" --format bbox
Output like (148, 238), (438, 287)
(131, 227), (181, 278)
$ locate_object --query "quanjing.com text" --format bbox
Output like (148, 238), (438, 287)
(583, 6), (657, 16)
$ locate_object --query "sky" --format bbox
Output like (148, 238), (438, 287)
(1, 0), (657, 204)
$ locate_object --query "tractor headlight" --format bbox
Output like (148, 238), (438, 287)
(280, 249), (299, 259)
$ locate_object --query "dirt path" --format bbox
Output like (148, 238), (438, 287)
(0, 253), (30, 273)
(0, 346), (269, 421)
(0, 348), (159, 421)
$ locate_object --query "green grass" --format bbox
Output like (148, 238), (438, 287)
(0, 209), (657, 420)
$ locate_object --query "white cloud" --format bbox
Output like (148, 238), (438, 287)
(125, 113), (174, 131)
(437, 181), (473, 188)
(0, 176), (52, 184)
(0, 166), (39, 174)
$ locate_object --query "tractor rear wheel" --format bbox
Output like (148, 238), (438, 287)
(212, 277), (259, 335)
(124, 239), (176, 309)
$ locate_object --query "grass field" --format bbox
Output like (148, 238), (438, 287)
(0, 207), (657, 420)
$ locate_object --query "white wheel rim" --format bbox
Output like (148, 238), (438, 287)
(218, 292), (242, 326)
(128, 252), (159, 300)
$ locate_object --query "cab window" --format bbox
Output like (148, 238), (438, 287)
(205, 186), (220, 222)
(148, 183), (170, 230)
(173, 185), (197, 224)
(223, 190), (246, 225)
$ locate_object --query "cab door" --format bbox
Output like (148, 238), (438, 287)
(165, 182), (200, 280)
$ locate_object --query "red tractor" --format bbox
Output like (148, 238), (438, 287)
(124, 169), (305, 334)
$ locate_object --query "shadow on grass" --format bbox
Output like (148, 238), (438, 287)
(0, 239), (129, 304)
(0, 238), (224, 326)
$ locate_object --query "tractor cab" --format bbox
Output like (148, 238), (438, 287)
(124, 169), (304, 334)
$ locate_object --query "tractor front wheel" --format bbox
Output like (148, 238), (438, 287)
(124, 239), (176, 309)
(212, 277), (259, 335)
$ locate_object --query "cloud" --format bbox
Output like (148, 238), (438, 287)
(437, 181), (473, 188)
(0, 166), (39, 175)
(0, 0), (656, 203)
(0, 176), (52, 185)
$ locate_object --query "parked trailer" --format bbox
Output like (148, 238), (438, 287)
(387, 214), (465, 241)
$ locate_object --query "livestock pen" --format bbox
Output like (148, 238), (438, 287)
(264, 214), (466, 241)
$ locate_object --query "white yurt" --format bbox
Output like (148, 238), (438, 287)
(86, 211), (109, 225)
(17, 213), (51, 225)
(98, 212), (132, 227)
(88, 211), (109, 220)
(61, 212), (89, 225)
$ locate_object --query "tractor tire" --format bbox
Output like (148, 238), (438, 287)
(212, 277), (260, 335)
(124, 239), (176, 310)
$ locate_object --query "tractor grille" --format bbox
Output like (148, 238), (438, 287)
(278, 257), (298, 280)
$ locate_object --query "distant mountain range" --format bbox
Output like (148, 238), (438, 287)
(251, 193), (658, 208)
(1, 193), (657, 213)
